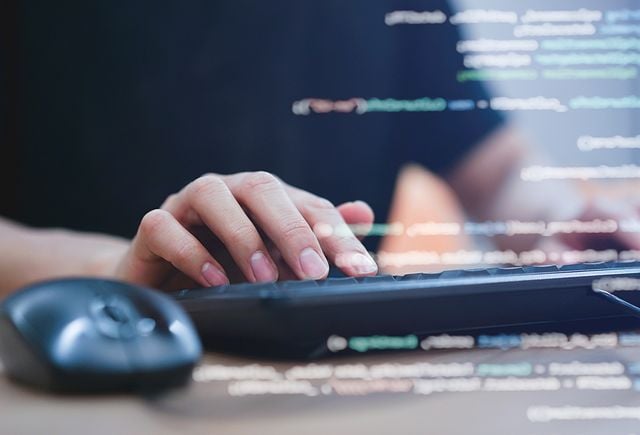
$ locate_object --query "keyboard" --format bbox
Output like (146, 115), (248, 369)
(173, 261), (640, 358)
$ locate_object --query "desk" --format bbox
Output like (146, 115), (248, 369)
(3, 335), (640, 435)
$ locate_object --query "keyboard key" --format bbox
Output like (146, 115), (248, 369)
(524, 265), (560, 273)
(559, 263), (591, 271)
(318, 277), (358, 286)
(491, 267), (525, 275)
(400, 273), (438, 281)
(177, 286), (229, 300)
(281, 280), (319, 289)
(440, 269), (491, 279)
(359, 275), (397, 283)
(461, 269), (492, 277)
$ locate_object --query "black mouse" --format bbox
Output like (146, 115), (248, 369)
(0, 278), (202, 392)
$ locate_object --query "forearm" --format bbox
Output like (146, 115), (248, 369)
(0, 217), (129, 296)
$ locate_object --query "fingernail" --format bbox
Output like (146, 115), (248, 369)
(336, 252), (377, 275)
(201, 262), (229, 287)
(349, 252), (378, 275)
(250, 251), (278, 282)
(299, 247), (329, 279)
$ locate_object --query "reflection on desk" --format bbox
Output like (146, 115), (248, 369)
(3, 331), (640, 434)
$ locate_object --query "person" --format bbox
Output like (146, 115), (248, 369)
(2, 1), (638, 295)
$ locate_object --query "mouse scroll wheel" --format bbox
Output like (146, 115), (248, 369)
(102, 304), (129, 324)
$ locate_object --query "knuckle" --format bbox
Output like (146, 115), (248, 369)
(226, 223), (258, 246)
(241, 171), (281, 195)
(304, 195), (335, 212)
(139, 209), (171, 237)
(188, 174), (226, 199)
(161, 193), (179, 209)
(172, 241), (196, 266)
(279, 219), (313, 243)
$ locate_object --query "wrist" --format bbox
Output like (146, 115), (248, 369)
(35, 227), (130, 278)
(83, 242), (130, 277)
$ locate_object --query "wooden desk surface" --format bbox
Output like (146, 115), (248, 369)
(3, 342), (640, 435)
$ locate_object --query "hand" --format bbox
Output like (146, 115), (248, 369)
(552, 196), (640, 253)
(112, 172), (377, 291)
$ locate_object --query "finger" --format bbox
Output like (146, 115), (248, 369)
(160, 193), (202, 227)
(337, 200), (375, 240)
(265, 241), (298, 281)
(224, 172), (330, 280)
(612, 203), (640, 250)
(162, 272), (199, 291)
(537, 237), (573, 265)
(292, 193), (378, 276)
(183, 174), (279, 283)
(560, 197), (640, 251)
(589, 198), (640, 250)
(119, 209), (229, 288)
(337, 200), (374, 224)
(614, 227), (640, 250)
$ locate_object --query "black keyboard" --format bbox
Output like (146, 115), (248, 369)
(173, 261), (640, 358)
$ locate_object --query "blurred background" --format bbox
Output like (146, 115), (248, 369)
(3, 1), (640, 274)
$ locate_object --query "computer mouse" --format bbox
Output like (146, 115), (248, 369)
(0, 278), (202, 392)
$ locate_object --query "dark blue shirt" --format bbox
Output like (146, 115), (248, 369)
(15, 1), (502, 247)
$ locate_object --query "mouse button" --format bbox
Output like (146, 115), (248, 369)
(54, 341), (132, 375)
(126, 318), (202, 373)
(6, 290), (89, 347)
(139, 291), (190, 328)
(122, 292), (168, 326)
(125, 337), (198, 373)
(49, 317), (132, 374)
(136, 317), (157, 335)
(123, 316), (201, 371)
